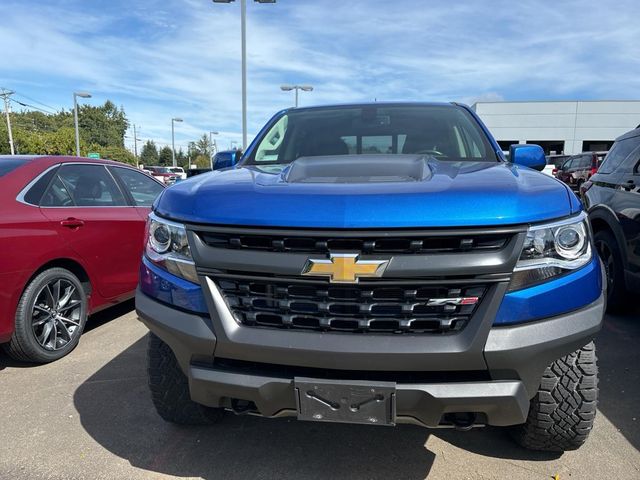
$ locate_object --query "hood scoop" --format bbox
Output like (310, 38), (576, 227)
(283, 154), (433, 184)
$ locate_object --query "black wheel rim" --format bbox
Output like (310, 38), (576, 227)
(31, 278), (83, 351)
(595, 240), (615, 295)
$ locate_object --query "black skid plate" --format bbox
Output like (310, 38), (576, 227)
(294, 378), (396, 426)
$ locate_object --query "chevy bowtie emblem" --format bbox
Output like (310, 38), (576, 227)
(302, 253), (390, 284)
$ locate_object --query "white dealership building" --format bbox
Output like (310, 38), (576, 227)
(472, 100), (640, 155)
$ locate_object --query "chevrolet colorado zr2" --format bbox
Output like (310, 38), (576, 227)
(136, 103), (604, 452)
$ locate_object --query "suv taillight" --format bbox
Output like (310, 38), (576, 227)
(590, 167), (598, 176)
(552, 168), (558, 176)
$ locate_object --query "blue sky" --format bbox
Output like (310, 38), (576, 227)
(1, 0), (639, 152)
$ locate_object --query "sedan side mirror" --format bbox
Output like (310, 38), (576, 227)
(509, 144), (546, 171)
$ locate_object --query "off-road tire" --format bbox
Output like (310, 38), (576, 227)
(3, 268), (88, 363)
(147, 332), (224, 425)
(594, 229), (627, 312)
(511, 342), (598, 452)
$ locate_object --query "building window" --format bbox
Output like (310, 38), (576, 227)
(526, 141), (565, 155)
(582, 141), (614, 152)
(497, 141), (518, 151)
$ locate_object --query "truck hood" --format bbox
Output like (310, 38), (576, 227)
(155, 156), (579, 228)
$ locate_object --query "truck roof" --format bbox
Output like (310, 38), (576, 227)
(287, 101), (460, 113)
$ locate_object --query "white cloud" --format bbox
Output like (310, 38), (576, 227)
(1, 0), (639, 150)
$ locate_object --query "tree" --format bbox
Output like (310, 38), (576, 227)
(175, 148), (188, 168)
(194, 134), (213, 158)
(78, 101), (128, 147)
(86, 144), (137, 165)
(0, 100), (131, 157)
(158, 146), (173, 166)
(194, 154), (211, 168)
(140, 140), (159, 166)
(9, 126), (77, 155)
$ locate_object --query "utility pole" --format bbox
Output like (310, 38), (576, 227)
(133, 124), (139, 158)
(1, 89), (15, 155)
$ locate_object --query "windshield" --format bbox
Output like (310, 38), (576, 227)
(547, 155), (570, 167)
(246, 105), (497, 165)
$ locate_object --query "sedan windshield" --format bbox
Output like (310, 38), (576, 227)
(246, 105), (497, 165)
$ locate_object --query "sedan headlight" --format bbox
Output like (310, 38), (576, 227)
(144, 213), (198, 284)
(509, 213), (592, 291)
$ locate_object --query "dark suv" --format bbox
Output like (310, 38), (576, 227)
(583, 129), (640, 311)
(557, 152), (606, 190)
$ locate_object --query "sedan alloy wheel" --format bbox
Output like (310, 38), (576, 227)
(31, 278), (83, 351)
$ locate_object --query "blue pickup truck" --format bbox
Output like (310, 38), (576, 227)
(136, 103), (604, 452)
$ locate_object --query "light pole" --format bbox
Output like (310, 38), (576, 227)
(212, 0), (276, 150)
(171, 118), (183, 167)
(73, 91), (91, 157)
(209, 131), (219, 170)
(280, 85), (314, 107)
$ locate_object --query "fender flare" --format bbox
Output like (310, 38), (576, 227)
(587, 205), (629, 270)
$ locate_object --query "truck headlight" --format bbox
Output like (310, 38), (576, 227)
(509, 213), (592, 291)
(144, 213), (198, 284)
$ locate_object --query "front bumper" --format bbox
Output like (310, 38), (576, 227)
(136, 286), (604, 428)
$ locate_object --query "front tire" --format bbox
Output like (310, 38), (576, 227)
(3, 268), (88, 363)
(511, 342), (598, 452)
(147, 333), (224, 425)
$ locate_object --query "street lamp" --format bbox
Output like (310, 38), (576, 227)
(171, 118), (183, 167)
(73, 91), (91, 157)
(280, 85), (314, 107)
(209, 131), (219, 170)
(212, 0), (277, 150)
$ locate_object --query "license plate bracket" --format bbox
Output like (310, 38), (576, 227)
(294, 377), (396, 426)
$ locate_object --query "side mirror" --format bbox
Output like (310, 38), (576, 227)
(212, 152), (238, 171)
(509, 144), (546, 171)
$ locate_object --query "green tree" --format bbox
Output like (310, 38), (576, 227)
(158, 146), (173, 166)
(78, 101), (128, 147)
(194, 134), (212, 158)
(140, 140), (159, 165)
(10, 126), (77, 155)
(86, 144), (136, 165)
(194, 154), (211, 168)
(175, 148), (188, 168)
(0, 99), (131, 156)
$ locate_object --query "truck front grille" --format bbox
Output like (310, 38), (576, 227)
(214, 276), (487, 334)
(200, 231), (509, 255)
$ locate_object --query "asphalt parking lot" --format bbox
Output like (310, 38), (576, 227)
(1, 302), (638, 480)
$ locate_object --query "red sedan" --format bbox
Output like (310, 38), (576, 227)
(0, 156), (164, 362)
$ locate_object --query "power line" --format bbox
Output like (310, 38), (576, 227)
(13, 90), (58, 112)
(10, 98), (56, 115)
